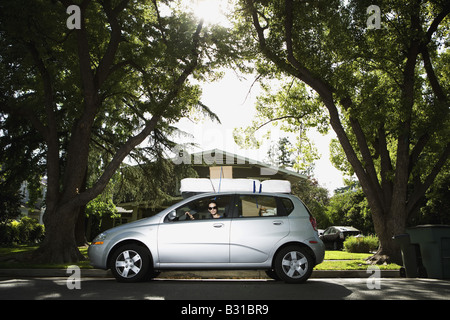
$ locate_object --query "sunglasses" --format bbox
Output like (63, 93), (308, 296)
(208, 206), (217, 210)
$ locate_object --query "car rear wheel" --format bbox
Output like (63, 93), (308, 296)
(110, 244), (151, 282)
(274, 245), (313, 284)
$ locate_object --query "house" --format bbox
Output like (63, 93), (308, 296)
(18, 178), (47, 224)
(113, 149), (307, 227)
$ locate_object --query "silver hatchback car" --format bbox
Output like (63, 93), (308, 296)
(88, 192), (325, 283)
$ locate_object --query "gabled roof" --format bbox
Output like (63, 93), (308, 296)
(186, 148), (307, 183)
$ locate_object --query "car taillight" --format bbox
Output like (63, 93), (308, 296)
(309, 216), (317, 231)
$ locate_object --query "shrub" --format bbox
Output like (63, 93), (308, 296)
(0, 220), (19, 244)
(343, 235), (379, 253)
(0, 217), (45, 245)
(18, 217), (45, 243)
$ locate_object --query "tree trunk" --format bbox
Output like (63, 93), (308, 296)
(75, 206), (88, 246)
(34, 205), (85, 263)
(368, 210), (404, 265)
(75, 171), (88, 246)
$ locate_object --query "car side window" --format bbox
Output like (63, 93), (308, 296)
(280, 197), (294, 215)
(236, 195), (281, 218)
(165, 195), (232, 222)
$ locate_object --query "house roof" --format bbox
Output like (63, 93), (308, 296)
(186, 148), (307, 183)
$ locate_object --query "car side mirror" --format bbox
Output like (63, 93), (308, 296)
(168, 210), (177, 221)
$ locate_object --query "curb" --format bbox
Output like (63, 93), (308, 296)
(0, 269), (401, 279)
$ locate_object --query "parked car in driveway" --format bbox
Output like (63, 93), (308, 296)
(88, 191), (325, 284)
(319, 226), (361, 250)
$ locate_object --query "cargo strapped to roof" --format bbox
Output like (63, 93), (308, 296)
(180, 178), (291, 197)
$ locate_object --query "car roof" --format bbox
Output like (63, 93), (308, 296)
(333, 226), (360, 232)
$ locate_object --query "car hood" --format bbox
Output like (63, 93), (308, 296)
(101, 214), (162, 236)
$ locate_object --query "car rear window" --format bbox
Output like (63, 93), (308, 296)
(280, 197), (294, 215)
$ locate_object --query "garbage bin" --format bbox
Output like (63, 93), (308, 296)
(393, 233), (420, 278)
(406, 225), (450, 280)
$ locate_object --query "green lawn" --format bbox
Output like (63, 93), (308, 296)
(0, 245), (92, 269)
(0, 245), (401, 270)
(315, 250), (401, 270)
(324, 251), (372, 260)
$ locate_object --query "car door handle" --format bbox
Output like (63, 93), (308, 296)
(273, 221), (283, 225)
(213, 223), (224, 228)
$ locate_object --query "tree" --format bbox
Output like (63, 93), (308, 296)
(236, 0), (449, 263)
(410, 171), (450, 225)
(234, 80), (323, 175)
(292, 178), (330, 229)
(326, 186), (374, 235)
(0, 0), (236, 263)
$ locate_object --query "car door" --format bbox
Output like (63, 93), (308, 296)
(229, 194), (290, 263)
(321, 227), (338, 242)
(157, 194), (232, 264)
(320, 227), (340, 249)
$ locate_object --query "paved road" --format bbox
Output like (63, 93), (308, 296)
(1, 277), (449, 300)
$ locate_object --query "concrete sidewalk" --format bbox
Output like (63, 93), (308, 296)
(0, 268), (401, 279)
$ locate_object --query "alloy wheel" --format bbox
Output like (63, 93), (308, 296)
(281, 250), (308, 279)
(115, 249), (143, 279)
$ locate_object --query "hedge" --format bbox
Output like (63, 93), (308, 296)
(0, 217), (45, 245)
(343, 235), (379, 253)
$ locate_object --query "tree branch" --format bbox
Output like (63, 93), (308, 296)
(340, 97), (385, 212)
(26, 40), (61, 210)
(407, 142), (450, 216)
(283, 0), (334, 103)
(95, 0), (130, 87)
(377, 125), (393, 209)
(420, 45), (447, 104)
(424, 3), (450, 44)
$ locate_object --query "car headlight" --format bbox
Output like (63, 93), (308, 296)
(92, 233), (107, 245)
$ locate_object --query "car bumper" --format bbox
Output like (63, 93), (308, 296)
(308, 237), (325, 265)
(88, 243), (109, 269)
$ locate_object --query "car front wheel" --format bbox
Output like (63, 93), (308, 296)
(110, 244), (151, 282)
(274, 246), (314, 284)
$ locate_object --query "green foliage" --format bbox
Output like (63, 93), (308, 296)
(85, 196), (118, 220)
(233, 79), (325, 173)
(409, 170), (450, 226)
(0, 217), (45, 245)
(234, 0), (449, 232)
(111, 158), (197, 207)
(325, 186), (373, 234)
(0, 0), (244, 261)
(291, 179), (330, 228)
(343, 235), (379, 253)
(0, 187), (22, 223)
(0, 0), (239, 206)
